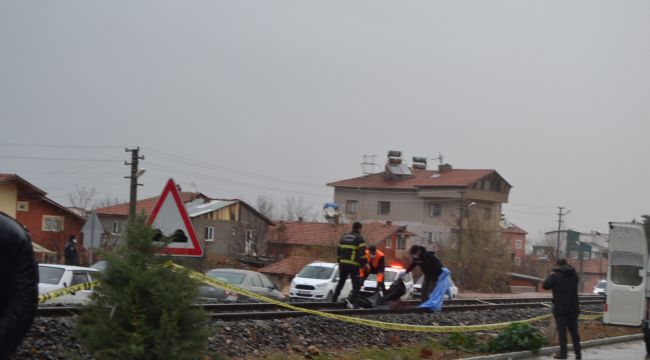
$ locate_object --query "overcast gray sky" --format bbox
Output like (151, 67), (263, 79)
(1, 1), (649, 240)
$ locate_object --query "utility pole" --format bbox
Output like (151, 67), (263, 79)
(125, 147), (144, 223)
(555, 207), (566, 260)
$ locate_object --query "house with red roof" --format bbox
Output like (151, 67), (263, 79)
(327, 151), (512, 251)
(266, 220), (413, 264)
(499, 216), (528, 270)
(0, 174), (86, 263)
(94, 193), (274, 264)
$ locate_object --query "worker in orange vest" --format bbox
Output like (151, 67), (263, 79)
(359, 245), (386, 292)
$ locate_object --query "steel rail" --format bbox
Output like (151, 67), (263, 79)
(37, 296), (604, 319)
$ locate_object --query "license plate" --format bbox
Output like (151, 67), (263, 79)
(298, 292), (310, 296)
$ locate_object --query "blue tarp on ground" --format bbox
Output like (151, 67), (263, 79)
(417, 268), (451, 312)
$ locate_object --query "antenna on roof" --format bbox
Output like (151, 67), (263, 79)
(361, 155), (380, 175)
(430, 153), (444, 165)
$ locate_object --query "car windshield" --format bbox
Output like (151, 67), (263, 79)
(206, 271), (246, 284)
(297, 266), (333, 279)
(39, 266), (65, 285)
(596, 281), (606, 289)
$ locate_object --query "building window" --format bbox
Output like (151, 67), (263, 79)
(377, 201), (390, 215)
(515, 239), (522, 249)
(536, 248), (545, 256)
(583, 251), (589, 260)
(514, 256), (521, 266)
(244, 230), (254, 255)
(428, 202), (442, 217)
(570, 250), (578, 259)
(424, 231), (433, 243)
(42, 216), (64, 232)
(396, 235), (406, 250)
(385, 236), (392, 248)
(204, 226), (214, 241)
(345, 200), (358, 214)
(16, 201), (29, 212)
(111, 221), (120, 235)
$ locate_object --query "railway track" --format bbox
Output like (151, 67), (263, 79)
(37, 295), (604, 320)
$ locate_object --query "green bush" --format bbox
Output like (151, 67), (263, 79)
(76, 215), (210, 360)
(487, 323), (547, 354)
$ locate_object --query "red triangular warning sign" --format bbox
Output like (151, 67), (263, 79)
(148, 178), (204, 257)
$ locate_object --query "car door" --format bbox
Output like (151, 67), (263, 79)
(248, 274), (267, 297)
(58, 271), (92, 304)
(259, 274), (282, 300)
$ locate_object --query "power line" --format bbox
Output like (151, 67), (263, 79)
(0, 142), (123, 149)
(0, 155), (122, 162)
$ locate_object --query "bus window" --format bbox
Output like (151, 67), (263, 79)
(610, 252), (644, 286)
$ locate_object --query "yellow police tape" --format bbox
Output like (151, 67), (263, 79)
(37, 264), (602, 332)
(169, 263), (604, 333)
(38, 281), (99, 304)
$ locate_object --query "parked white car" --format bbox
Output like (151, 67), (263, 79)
(289, 262), (351, 301)
(38, 264), (100, 304)
(593, 279), (606, 295)
(360, 266), (414, 299)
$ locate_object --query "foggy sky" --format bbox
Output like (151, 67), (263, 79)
(1, 1), (649, 241)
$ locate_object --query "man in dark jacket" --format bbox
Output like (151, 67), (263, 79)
(64, 235), (78, 265)
(403, 245), (443, 302)
(543, 258), (581, 359)
(0, 213), (38, 359)
(333, 222), (367, 307)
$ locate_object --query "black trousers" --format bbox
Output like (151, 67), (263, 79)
(554, 312), (581, 358)
(333, 264), (361, 303)
(420, 276), (437, 303)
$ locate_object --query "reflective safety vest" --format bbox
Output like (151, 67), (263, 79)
(360, 249), (385, 282)
(337, 232), (367, 267)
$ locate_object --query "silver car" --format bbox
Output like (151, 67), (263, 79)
(198, 268), (286, 302)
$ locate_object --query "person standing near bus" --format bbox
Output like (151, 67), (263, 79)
(543, 258), (582, 360)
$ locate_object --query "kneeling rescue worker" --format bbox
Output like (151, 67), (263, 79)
(333, 222), (367, 307)
(359, 245), (386, 292)
(402, 245), (443, 303)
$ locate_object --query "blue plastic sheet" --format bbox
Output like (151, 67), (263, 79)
(417, 268), (451, 312)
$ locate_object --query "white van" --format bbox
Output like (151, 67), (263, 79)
(603, 222), (648, 327)
(289, 262), (351, 301)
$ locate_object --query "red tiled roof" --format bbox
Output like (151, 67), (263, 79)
(0, 173), (46, 196)
(501, 223), (528, 235)
(327, 168), (500, 190)
(94, 192), (203, 216)
(267, 221), (406, 247)
(259, 256), (313, 276)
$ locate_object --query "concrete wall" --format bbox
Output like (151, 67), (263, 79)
(0, 183), (17, 218)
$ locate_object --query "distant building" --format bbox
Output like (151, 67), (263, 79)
(266, 220), (413, 264)
(94, 193), (274, 264)
(327, 151), (512, 249)
(499, 216), (528, 269)
(0, 173), (86, 263)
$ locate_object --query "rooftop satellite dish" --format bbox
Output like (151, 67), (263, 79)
(323, 202), (341, 220)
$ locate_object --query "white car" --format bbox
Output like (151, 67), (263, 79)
(289, 262), (351, 301)
(593, 279), (606, 295)
(413, 275), (458, 299)
(38, 264), (100, 304)
(360, 266), (414, 299)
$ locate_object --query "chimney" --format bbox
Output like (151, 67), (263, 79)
(438, 163), (453, 173)
(298, 217), (304, 222)
(385, 220), (392, 226)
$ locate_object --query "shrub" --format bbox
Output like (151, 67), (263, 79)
(487, 322), (547, 354)
(441, 332), (482, 353)
(76, 215), (210, 360)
